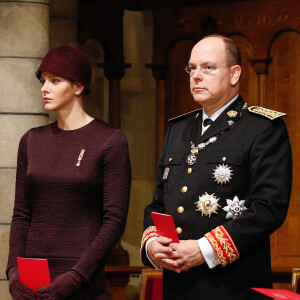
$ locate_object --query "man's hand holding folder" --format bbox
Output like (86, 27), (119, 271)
(149, 212), (205, 273)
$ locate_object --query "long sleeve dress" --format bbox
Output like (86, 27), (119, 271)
(7, 119), (131, 299)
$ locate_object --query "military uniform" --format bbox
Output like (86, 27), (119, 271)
(141, 96), (292, 300)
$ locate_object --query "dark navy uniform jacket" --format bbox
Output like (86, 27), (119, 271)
(141, 96), (292, 300)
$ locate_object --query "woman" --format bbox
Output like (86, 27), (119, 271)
(7, 45), (131, 300)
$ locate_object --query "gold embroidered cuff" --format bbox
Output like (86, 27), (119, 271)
(141, 226), (158, 251)
(205, 225), (239, 267)
(140, 226), (159, 267)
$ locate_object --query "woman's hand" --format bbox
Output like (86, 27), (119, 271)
(36, 271), (84, 300)
(8, 267), (37, 300)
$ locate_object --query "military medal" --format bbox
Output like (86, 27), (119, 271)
(213, 164), (233, 185)
(222, 196), (248, 219)
(187, 137), (218, 165)
(163, 167), (170, 180)
(76, 149), (86, 166)
(195, 192), (220, 217)
(187, 143), (199, 165)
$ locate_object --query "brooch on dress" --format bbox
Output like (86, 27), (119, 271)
(76, 149), (86, 166)
(195, 193), (220, 217)
(222, 196), (248, 219)
(212, 164), (233, 185)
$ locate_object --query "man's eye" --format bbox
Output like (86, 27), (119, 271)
(190, 66), (197, 71)
(204, 65), (213, 70)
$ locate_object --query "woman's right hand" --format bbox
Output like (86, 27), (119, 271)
(8, 267), (37, 300)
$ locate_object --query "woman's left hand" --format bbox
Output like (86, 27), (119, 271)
(36, 270), (84, 299)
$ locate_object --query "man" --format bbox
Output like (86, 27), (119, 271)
(141, 35), (292, 299)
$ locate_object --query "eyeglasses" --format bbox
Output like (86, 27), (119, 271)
(185, 65), (229, 75)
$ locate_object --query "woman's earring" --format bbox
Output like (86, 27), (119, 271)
(75, 91), (80, 95)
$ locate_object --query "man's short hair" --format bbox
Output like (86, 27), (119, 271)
(202, 34), (241, 66)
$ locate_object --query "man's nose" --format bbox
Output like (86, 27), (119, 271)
(192, 68), (203, 80)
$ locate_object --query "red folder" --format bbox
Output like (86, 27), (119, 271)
(252, 288), (300, 299)
(17, 257), (51, 293)
(151, 212), (179, 243)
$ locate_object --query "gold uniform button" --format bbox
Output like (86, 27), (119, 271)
(169, 157), (173, 162)
(181, 186), (188, 193)
(222, 156), (227, 162)
(187, 168), (192, 174)
(194, 149), (198, 155)
(176, 227), (182, 234)
(177, 206), (184, 213)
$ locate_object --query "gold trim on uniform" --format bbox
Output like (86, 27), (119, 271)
(140, 226), (159, 267)
(205, 225), (239, 267)
(141, 226), (158, 249)
(248, 106), (287, 120)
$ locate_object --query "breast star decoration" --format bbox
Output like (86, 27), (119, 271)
(195, 192), (220, 217)
(222, 196), (248, 219)
(212, 164), (233, 185)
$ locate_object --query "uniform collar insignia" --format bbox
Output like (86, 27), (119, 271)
(227, 110), (238, 118)
(248, 106), (287, 120)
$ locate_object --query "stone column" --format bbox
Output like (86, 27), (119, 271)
(49, 0), (77, 47)
(48, 0), (77, 122)
(0, 1), (49, 297)
(249, 57), (272, 107)
(146, 63), (169, 159)
(98, 63), (131, 128)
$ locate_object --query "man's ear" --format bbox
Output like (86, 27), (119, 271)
(230, 65), (241, 86)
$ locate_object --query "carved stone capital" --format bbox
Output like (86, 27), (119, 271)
(98, 62), (131, 80)
(248, 57), (272, 75)
(146, 63), (169, 81)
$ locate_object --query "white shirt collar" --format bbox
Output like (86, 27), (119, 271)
(202, 94), (239, 123)
(201, 94), (239, 135)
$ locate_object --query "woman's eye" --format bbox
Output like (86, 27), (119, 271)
(51, 78), (60, 83)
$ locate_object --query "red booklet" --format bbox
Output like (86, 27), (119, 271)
(252, 288), (300, 299)
(17, 258), (51, 293)
(151, 212), (179, 243)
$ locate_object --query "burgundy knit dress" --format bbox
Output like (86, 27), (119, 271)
(7, 119), (131, 299)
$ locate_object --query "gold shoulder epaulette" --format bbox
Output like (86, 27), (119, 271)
(248, 106), (287, 120)
(168, 109), (202, 122)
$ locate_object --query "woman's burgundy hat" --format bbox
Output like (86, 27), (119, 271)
(36, 45), (92, 93)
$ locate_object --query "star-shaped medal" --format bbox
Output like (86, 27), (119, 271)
(223, 196), (248, 219)
(212, 164), (233, 185)
(195, 192), (220, 217)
